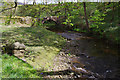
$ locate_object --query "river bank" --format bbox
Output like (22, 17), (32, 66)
(42, 31), (120, 79)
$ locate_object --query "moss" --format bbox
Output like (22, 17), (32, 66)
(25, 46), (60, 70)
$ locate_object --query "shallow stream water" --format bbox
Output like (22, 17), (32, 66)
(57, 32), (120, 78)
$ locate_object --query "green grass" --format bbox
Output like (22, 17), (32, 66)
(2, 54), (40, 78)
(0, 58), (2, 78)
(1, 25), (66, 78)
(1, 26), (66, 47)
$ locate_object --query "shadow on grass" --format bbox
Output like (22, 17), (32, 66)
(2, 26), (66, 48)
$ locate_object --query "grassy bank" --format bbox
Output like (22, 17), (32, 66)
(2, 54), (40, 78)
(1, 25), (66, 78)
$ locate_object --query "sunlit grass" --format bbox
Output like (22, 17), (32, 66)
(2, 54), (40, 78)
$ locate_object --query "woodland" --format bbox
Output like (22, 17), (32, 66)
(0, 0), (120, 79)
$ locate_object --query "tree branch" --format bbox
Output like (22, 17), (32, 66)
(0, 2), (17, 13)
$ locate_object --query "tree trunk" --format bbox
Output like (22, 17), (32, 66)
(111, 2), (114, 22)
(24, 0), (25, 5)
(33, 0), (36, 5)
(45, 0), (47, 5)
(7, 4), (17, 25)
(4, 0), (17, 25)
(6, 10), (12, 25)
(64, 5), (67, 19)
(83, 2), (89, 31)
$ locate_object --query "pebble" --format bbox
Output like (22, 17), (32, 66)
(106, 70), (112, 73)
(43, 42), (97, 79)
(78, 75), (81, 77)
(89, 76), (95, 78)
(70, 72), (74, 75)
(67, 41), (70, 43)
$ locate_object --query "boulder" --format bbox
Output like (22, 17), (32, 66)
(13, 50), (25, 57)
(3, 42), (26, 57)
(12, 42), (26, 50)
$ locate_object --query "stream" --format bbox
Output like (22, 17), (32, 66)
(57, 31), (120, 78)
